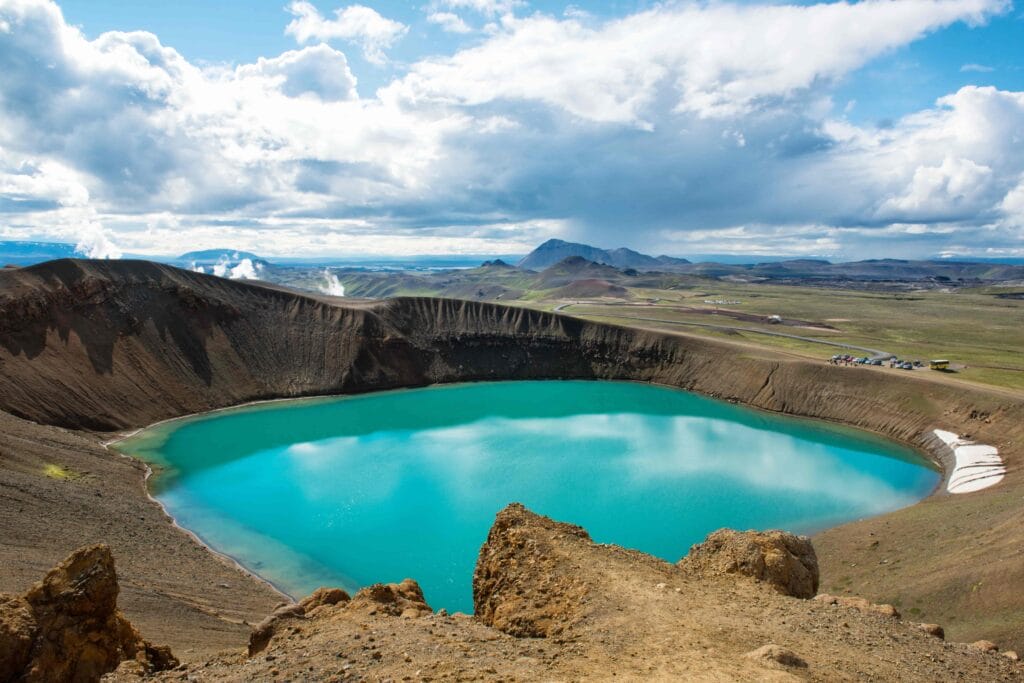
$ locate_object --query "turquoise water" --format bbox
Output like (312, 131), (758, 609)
(116, 381), (939, 613)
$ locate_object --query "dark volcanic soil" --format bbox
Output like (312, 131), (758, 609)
(1, 258), (1023, 667)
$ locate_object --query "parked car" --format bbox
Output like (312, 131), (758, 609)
(900, 362), (914, 370)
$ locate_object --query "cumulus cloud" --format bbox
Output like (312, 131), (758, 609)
(427, 11), (472, 34)
(880, 156), (995, 220)
(0, 0), (1022, 259)
(236, 44), (358, 101)
(0, 149), (90, 208)
(386, 0), (1009, 124)
(285, 2), (407, 65)
(825, 86), (1024, 226)
(1002, 179), (1024, 222)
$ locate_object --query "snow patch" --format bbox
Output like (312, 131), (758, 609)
(933, 429), (1005, 494)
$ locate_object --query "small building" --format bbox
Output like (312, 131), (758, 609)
(929, 359), (950, 370)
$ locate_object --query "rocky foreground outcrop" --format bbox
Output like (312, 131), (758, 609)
(678, 528), (819, 599)
(0, 545), (176, 682)
(96, 504), (1022, 682)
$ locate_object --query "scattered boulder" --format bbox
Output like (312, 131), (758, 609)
(250, 582), (416, 656)
(814, 594), (901, 619)
(1003, 650), (1020, 662)
(349, 579), (430, 618)
(679, 529), (819, 599)
(743, 644), (808, 670)
(474, 503), (592, 638)
(299, 587), (350, 614)
(0, 545), (176, 682)
(918, 623), (945, 640)
(972, 640), (999, 653)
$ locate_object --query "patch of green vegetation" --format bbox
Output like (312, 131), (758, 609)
(42, 463), (81, 481)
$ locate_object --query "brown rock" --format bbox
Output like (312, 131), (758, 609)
(972, 640), (999, 653)
(813, 593), (837, 605)
(0, 594), (36, 681)
(831, 596), (901, 619)
(299, 587), (350, 612)
(248, 604), (307, 657)
(1, 545), (176, 682)
(248, 619), (278, 657)
(1002, 650), (1019, 662)
(248, 618), (280, 657)
(271, 603), (306, 620)
(815, 592), (900, 618)
(249, 588), (353, 656)
(679, 529), (819, 599)
(473, 503), (591, 638)
(918, 623), (945, 639)
(350, 579), (430, 617)
(743, 644), (808, 670)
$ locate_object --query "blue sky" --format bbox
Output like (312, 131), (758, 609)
(1, 0), (1023, 259)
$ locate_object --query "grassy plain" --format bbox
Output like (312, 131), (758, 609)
(521, 282), (1024, 393)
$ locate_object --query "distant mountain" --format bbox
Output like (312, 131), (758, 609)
(518, 239), (690, 271)
(0, 240), (79, 266)
(479, 259), (514, 269)
(537, 256), (625, 288)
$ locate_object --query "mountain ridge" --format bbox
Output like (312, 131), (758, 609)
(518, 239), (691, 271)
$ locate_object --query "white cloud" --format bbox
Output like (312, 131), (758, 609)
(427, 11), (472, 34)
(961, 62), (995, 72)
(386, 0), (1009, 124)
(880, 156), (995, 219)
(1002, 179), (1024, 223)
(0, 149), (91, 207)
(236, 44), (358, 101)
(285, 2), (407, 65)
(818, 86), (1024, 227)
(0, 0), (1021, 260)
